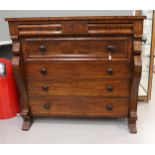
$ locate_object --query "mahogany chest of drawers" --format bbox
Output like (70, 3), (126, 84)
(6, 16), (145, 133)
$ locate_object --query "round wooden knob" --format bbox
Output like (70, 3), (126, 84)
(106, 104), (113, 111)
(42, 85), (49, 91)
(107, 45), (113, 52)
(107, 68), (113, 75)
(44, 102), (51, 109)
(39, 45), (46, 52)
(40, 68), (47, 75)
(107, 85), (113, 92)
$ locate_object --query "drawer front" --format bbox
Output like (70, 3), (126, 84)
(29, 97), (129, 117)
(27, 79), (129, 97)
(18, 23), (133, 36)
(22, 37), (131, 59)
(25, 61), (131, 80)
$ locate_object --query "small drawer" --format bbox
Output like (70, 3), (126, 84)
(27, 79), (129, 97)
(29, 96), (129, 117)
(25, 61), (131, 80)
(22, 37), (131, 59)
(88, 23), (133, 35)
(18, 24), (62, 36)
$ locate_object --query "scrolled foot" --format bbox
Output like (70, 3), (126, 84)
(128, 123), (137, 134)
(22, 114), (33, 131)
(22, 119), (33, 131)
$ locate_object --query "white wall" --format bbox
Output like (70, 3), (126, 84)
(0, 10), (133, 42)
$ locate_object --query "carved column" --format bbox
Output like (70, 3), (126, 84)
(128, 20), (143, 133)
(9, 23), (33, 130)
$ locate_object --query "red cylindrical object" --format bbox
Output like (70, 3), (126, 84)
(0, 58), (19, 119)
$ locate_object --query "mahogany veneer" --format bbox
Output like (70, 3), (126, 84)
(6, 16), (145, 133)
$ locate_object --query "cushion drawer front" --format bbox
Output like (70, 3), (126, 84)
(22, 37), (131, 59)
(18, 22), (133, 36)
(29, 97), (129, 117)
(27, 79), (129, 97)
(25, 61), (131, 80)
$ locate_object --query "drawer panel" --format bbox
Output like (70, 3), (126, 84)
(29, 96), (129, 117)
(18, 24), (62, 36)
(22, 37), (131, 59)
(88, 23), (133, 34)
(27, 79), (129, 97)
(25, 61), (131, 80)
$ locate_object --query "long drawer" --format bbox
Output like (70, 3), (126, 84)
(27, 79), (129, 97)
(25, 61), (131, 80)
(29, 96), (129, 117)
(22, 37), (131, 59)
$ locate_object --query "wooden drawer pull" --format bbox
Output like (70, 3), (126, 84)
(43, 102), (51, 109)
(107, 45), (113, 52)
(107, 68), (113, 75)
(39, 45), (46, 52)
(106, 104), (113, 111)
(107, 85), (113, 92)
(42, 85), (49, 91)
(40, 68), (47, 75)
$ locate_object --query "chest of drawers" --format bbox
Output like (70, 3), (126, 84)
(6, 16), (145, 133)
